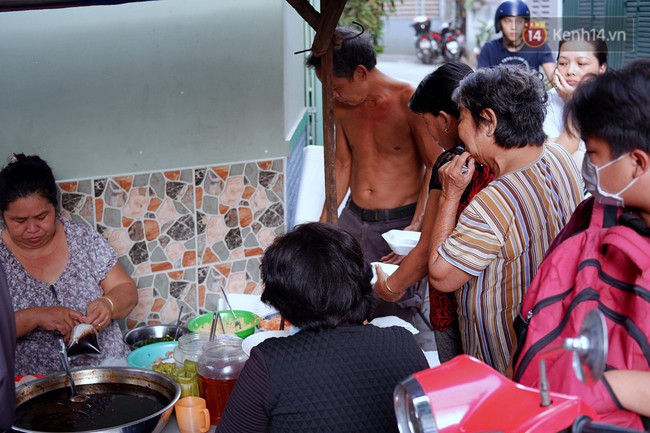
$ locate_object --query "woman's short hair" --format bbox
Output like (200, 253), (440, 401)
(452, 65), (548, 149)
(0, 154), (58, 214)
(306, 26), (377, 79)
(557, 28), (608, 67)
(565, 59), (650, 158)
(260, 222), (373, 330)
(409, 62), (474, 118)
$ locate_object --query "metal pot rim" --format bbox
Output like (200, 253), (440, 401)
(14, 366), (181, 433)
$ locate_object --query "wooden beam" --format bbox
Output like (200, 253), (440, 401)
(311, 0), (347, 56)
(285, 0), (348, 224)
(320, 48), (338, 224)
(285, 0), (320, 31)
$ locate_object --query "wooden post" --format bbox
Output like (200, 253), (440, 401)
(321, 48), (338, 224)
(285, 0), (347, 225)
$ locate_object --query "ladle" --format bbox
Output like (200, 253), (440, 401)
(220, 287), (242, 329)
(58, 339), (88, 403)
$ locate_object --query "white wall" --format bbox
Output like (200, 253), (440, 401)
(0, 0), (302, 179)
(283, 2), (309, 141)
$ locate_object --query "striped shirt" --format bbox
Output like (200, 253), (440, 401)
(439, 142), (583, 374)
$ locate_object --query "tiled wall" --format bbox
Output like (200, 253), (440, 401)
(57, 159), (285, 330)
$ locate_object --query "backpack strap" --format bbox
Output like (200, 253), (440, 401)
(602, 204), (619, 228)
(619, 213), (650, 237)
(588, 201), (620, 229)
(591, 201), (650, 271)
(601, 227), (650, 275)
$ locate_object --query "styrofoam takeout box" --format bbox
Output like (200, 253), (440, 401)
(381, 230), (421, 256)
(370, 262), (399, 285)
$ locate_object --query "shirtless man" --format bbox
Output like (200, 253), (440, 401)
(306, 26), (440, 321)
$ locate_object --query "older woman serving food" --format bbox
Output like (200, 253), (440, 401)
(0, 154), (138, 375)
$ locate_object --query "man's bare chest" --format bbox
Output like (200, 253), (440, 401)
(339, 106), (410, 140)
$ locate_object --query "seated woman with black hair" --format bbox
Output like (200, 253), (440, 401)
(216, 223), (429, 433)
(0, 154), (137, 376)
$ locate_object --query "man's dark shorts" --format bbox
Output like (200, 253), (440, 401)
(338, 200), (423, 322)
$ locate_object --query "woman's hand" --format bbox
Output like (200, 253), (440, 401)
(80, 261), (138, 330)
(16, 306), (83, 341)
(82, 297), (114, 330)
(553, 69), (575, 102)
(439, 153), (474, 201)
(373, 265), (405, 302)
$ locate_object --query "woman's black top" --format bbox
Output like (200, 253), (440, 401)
(216, 324), (429, 433)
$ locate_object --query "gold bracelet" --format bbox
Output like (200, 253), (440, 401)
(385, 280), (398, 295)
(99, 296), (115, 316)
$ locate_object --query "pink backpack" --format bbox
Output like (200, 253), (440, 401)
(513, 198), (650, 430)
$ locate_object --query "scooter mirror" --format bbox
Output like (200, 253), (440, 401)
(539, 309), (608, 406)
(565, 309), (608, 386)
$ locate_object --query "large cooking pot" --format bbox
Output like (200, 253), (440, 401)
(14, 367), (181, 433)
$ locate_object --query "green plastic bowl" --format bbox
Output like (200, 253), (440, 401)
(186, 310), (259, 339)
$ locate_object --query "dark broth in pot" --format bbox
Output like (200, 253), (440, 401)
(14, 383), (169, 432)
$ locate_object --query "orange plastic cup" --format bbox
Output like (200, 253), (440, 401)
(175, 396), (211, 433)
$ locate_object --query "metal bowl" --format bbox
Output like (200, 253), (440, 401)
(123, 324), (189, 350)
(14, 367), (181, 433)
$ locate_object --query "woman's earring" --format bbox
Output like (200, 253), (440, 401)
(444, 126), (450, 134)
(486, 130), (493, 137)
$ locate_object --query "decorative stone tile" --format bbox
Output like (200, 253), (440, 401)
(197, 160), (285, 265)
(45, 159), (285, 331)
(57, 180), (94, 228)
(197, 257), (263, 312)
(126, 268), (197, 329)
(95, 170), (195, 272)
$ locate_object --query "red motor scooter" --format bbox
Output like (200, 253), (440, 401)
(411, 17), (462, 64)
(411, 16), (439, 65)
(393, 310), (643, 433)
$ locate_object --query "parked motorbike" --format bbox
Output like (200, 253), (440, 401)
(435, 22), (462, 61)
(411, 17), (463, 64)
(411, 16), (438, 65)
(393, 310), (642, 433)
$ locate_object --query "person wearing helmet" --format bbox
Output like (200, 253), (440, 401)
(478, 0), (555, 81)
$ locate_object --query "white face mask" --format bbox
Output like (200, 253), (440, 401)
(582, 152), (638, 207)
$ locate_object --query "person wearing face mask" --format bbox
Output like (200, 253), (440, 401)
(514, 59), (650, 430)
(543, 28), (608, 168)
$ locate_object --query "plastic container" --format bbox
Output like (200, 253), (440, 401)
(174, 333), (211, 366)
(174, 333), (242, 366)
(197, 339), (248, 425)
(173, 367), (200, 398)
